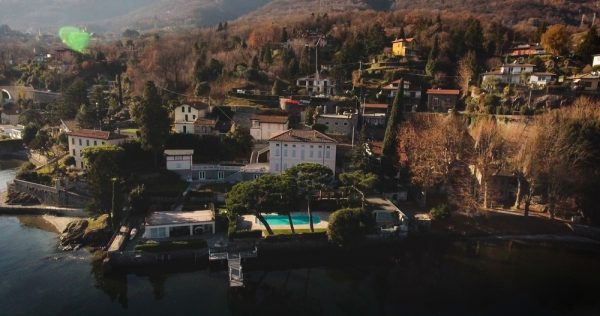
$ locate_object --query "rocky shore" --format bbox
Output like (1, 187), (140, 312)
(59, 214), (112, 251)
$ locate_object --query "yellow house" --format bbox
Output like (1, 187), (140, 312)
(392, 38), (415, 57)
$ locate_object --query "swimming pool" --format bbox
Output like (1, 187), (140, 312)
(259, 214), (321, 226)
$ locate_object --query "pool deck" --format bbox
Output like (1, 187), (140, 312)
(240, 212), (330, 232)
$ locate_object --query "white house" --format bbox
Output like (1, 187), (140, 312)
(268, 129), (337, 175)
(482, 63), (535, 86)
(528, 72), (556, 87)
(315, 112), (357, 136)
(593, 54), (600, 68)
(250, 115), (289, 141)
(143, 209), (215, 239)
(173, 103), (209, 134)
(67, 129), (128, 169)
(165, 149), (194, 175)
(296, 74), (336, 96)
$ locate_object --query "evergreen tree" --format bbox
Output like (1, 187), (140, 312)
(381, 79), (404, 174)
(281, 27), (289, 43)
(251, 55), (260, 69)
(271, 79), (283, 96)
(577, 27), (600, 63)
(59, 79), (88, 119)
(350, 126), (370, 172)
(425, 35), (439, 76)
(263, 48), (273, 64)
(76, 103), (98, 129)
(134, 81), (170, 168)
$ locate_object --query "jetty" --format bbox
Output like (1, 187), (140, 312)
(209, 240), (258, 287)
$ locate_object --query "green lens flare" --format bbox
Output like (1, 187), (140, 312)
(59, 26), (90, 53)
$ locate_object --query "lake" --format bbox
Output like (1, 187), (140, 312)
(0, 215), (599, 316)
(0, 159), (22, 192)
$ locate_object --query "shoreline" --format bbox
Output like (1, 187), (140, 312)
(41, 214), (77, 233)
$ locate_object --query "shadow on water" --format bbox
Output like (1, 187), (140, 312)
(88, 237), (600, 315)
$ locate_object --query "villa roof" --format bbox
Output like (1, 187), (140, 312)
(251, 114), (289, 124)
(146, 210), (214, 226)
(427, 89), (460, 96)
(362, 103), (388, 109)
(194, 118), (217, 126)
(269, 129), (337, 143)
(67, 128), (128, 140)
(180, 102), (209, 111)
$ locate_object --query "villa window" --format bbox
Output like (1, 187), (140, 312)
(218, 171), (225, 179)
(102, 142), (105, 145)
(94, 141), (97, 146)
(199, 171), (206, 179)
(72, 149), (76, 156)
(188, 106), (192, 113)
(318, 151), (322, 158)
(284, 149), (288, 157)
(71, 138), (74, 145)
(79, 139), (82, 146)
(275, 163), (280, 171)
(181, 107), (185, 113)
(86, 140), (89, 146)
(292, 150), (296, 158)
(325, 151), (330, 159)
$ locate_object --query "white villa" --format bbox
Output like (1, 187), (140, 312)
(296, 74), (336, 96)
(250, 114), (289, 141)
(173, 103), (209, 134)
(482, 63), (535, 86)
(528, 72), (556, 87)
(143, 209), (215, 239)
(268, 129), (337, 175)
(67, 129), (128, 169)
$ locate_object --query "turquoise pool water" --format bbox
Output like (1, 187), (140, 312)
(260, 214), (320, 226)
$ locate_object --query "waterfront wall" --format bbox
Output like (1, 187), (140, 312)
(9, 179), (90, 208)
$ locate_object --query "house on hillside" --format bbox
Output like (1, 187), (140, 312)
(426, 89), (460, 112)
(173, 102), (209, 134)
(194, 118), (219, 136)
(592, 54), (600, 68)
(470, 165), (518, 208)
(296, 74), (336, 96)
(569, 73), (600, 92)
(315, 112), (357, 136)
(250, 114), (289, 141)
(507, 44), (547, 58)
(391, 38), (417, 57)
(67, 129), (128, 169)
(164, 149), (269, 183)
(482, 63), (535, 86)
(361, 103), (388, 127)
(381, 79), (422, 111)
(528, 72), (556, 88)
(268, 129), (337, 175)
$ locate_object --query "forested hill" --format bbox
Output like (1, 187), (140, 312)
(242, 0), (596, 26)
(0, 0), (596, 33)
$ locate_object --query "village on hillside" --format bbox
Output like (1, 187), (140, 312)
(1, 9), (599, 282)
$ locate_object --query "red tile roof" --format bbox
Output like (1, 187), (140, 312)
(363, 103), (388, 109)
(67, 128), (128, 140)
(269, 129), (337, 143)
(251, 115), (289, 124)
(427, 89), (460, 96)
(392, 38), (415, 43)
(194, 118), (217, 126)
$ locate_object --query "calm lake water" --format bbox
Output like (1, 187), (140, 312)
(0, 215), (599, 316)
(0, 159), (22, 192)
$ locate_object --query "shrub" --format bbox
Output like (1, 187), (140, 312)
(129, 184), (149, 214)
(327, 208), (367, 247)
(64, 156), (76, 166)
(229, 230), (262, 240)
(430, 203), (451, 220)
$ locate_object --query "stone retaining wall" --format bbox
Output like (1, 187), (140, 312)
(9, 179), (89, 208)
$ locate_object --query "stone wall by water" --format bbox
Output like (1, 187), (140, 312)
(9, 179), (89, 208)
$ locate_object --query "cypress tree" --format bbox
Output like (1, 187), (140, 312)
(381, 79), (404, 174)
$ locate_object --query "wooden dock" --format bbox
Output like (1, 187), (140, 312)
(209, 242), (258, 287)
